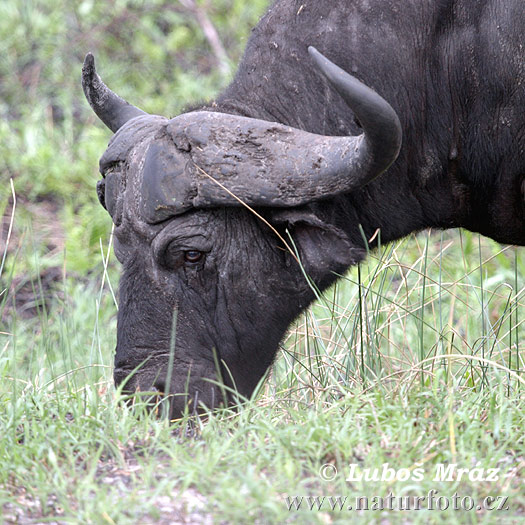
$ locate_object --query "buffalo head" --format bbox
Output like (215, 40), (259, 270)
(82, 48), (401, 418)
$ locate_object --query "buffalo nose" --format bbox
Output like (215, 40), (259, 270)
(153, 379), (167, 394)
(113, 366), (134, 389)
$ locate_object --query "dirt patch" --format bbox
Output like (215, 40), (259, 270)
(2, 265), (65, 321)
(1, 196), (65, 259)
(2, 455), (213, 525)
(95, 457), (213, 524)
(1, 196), (67, 322)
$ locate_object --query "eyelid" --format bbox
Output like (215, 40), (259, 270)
(151, 225), (211, 261)
(155, 238), (210, 268)
(162, 239), (210, 253)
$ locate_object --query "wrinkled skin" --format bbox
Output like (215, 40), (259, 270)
(88, 0), (525, 417)
(113, 208), (306, 414)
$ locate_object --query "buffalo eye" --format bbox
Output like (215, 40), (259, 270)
(184, 250), (204, 264)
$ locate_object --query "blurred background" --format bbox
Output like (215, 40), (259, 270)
(0, 0), (268, 307)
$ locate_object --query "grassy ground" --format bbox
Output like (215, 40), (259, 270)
(1, 1), (524, 523)
(1, 222), (523, 524)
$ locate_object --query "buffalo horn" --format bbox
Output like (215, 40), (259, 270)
(82, 53), (146, 133)
(307, 46), (402, 182)
(143, 47), (402, 219)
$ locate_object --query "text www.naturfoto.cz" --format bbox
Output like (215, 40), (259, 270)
(285, 492), (510, 512)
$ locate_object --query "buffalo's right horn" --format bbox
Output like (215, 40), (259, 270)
(141, 48), (403, 221)
(82, 53), (146, 133)
(307, 46), (402, 181)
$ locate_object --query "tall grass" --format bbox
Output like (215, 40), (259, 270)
(275, 230), (523, 400)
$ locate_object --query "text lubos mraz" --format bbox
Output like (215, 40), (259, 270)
(346, 464), (500, 483)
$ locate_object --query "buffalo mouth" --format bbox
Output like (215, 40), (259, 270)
(113, 365), (231, 420)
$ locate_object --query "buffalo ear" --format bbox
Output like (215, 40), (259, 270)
(270, 209), (364, 285)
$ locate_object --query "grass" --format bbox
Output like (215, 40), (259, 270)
(0, 208), (523, 523)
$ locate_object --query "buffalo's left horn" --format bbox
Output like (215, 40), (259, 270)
(82, 53), (146, 133)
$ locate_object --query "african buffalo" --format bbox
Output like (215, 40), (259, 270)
(82, 0), (525, 417)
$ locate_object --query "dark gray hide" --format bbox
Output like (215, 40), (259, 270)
(83, 0), (525, 418)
